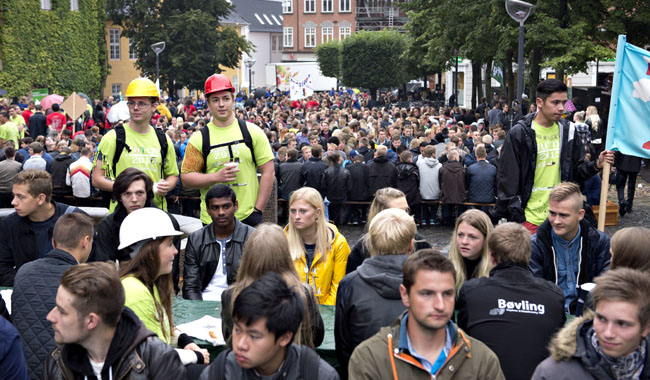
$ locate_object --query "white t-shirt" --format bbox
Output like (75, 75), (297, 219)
(201, 237), (231, 301)
(89, 356), (104, 380)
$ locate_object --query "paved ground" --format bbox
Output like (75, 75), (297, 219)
(339, 167), (650, 249)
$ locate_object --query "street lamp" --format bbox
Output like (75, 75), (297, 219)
(505, 0), (535, 107)
(244, 57), (256, 93)
(151, 41), (166, 85)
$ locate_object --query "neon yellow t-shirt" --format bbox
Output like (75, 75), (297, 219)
(0, 122), (19, 148)
(95, 124), (179, 211)
(122, 276), (171, 344)
(525, 121), (561, 225)
(10, 115), (25, 139)
(181, 120), (274, 224)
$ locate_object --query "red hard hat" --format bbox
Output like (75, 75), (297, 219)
(204, 74), (235, 97)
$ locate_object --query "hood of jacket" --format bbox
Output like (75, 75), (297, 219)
(421, 156), (440, 168)
(549, 309), (594, 361)
(373, 155), (389, 164)
(55, 153), (74, 162)
(443, 160), (464, 173)
(396, 162), (417, 179)
(357, 255), (407, 299)
(61, 307), (154, 377)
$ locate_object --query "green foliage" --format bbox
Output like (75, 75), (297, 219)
(0, 0), (105, 98)
(339, 30), (408, 92)
(106, 0), (253, 94)
(315, 40), (341, 79)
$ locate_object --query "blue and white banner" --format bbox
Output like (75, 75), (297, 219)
(605, 35), (650, 158)
(289, 74), (313, 101)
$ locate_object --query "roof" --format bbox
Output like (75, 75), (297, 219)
(222, 10), (250, 25)
(233, 0), (283, 33)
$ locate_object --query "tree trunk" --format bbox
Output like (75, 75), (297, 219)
(529, 48), (542, 101)
(505, 57), (516, 105)
(485, 61), (493, 103)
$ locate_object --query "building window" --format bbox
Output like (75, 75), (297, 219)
(305, 27), (316, 48)
(304, 0), (315, 13)
(40, 0), (51, 10)
(339, 26), (351, 40)
(109, 28), (121, 60)
(111, 84), (122, 98)
(322, 0), (333, 12)
(70, 0), (79, 10)
(322, 27), (333, 43)
(283, 27), (294, 48)
(282, 0), (292, 13)
(129, 39), (137, 60)
(273, 35), (282, 52)
(339, 0), (350, 12)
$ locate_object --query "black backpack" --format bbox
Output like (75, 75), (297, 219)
(213, 346), (320, 380)
(200, 119), (256, 172)
(112, 124), (168, 178)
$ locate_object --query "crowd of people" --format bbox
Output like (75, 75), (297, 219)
(0, 75), (648, 380)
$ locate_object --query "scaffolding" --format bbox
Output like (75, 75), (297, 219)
(356, 0), (409, 31)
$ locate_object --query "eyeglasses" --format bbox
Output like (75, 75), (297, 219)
(127, 101), (152, 109)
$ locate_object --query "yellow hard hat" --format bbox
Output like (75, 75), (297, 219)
(125, 78), (159, 101)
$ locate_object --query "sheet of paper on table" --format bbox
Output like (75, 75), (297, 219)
(176, 315), (225, 346)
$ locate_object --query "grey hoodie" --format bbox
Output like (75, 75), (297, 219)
(416, 156), (442, 200)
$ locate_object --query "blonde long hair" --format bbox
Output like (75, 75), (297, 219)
(586, 106), (600, 132)
(448, 209), (494, 291)
(286, 187), (331, 262)
(229, 223), (313, 346)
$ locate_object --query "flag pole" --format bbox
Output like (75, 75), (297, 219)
(597, 162), (610, 231)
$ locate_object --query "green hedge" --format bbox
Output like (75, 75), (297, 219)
(0, 0), (106, 98)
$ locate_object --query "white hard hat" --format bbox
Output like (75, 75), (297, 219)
(118, 207), (183, 250)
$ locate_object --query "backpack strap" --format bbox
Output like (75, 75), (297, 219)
(238, 118), (256, 166)
(112, 124), (168, 178)
(154, 127), (169, 178)
(200, 119), (256, 173)
(299, 345), (320, 380)
(112, 124), (129, 178)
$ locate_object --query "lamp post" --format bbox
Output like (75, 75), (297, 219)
(244, 57), (256, 94)
(151, 41), (166, 85)
(505, 0), (535, 107)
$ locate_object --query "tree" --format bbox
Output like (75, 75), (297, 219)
(339, 30), (409, 97)
(315, 40), (341, 80)
(106, 0), (252, 96)
(0, 0), (105, 98)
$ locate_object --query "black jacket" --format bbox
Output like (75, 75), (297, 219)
(182, 219), (255, 300)
(28, 112), (47, 138)
(495, 114), (599, 223)
(347, 162), (370, 201)
(44, 308), (186, 380)
(396, 161), (421, 206)
(278, 159), (303, 199)
(336, 255), (408, 372)
(321, 164), (351, 202)
(0, 201), (85, 286)
(466, 160), (497, 204)
(457, 262), (566, 380)
(345, 233), (431, 274)
(357, 146), (375, 162)
(530, 218), (611, 314)
(301, 157), (328, 193)
(200, 343), (339, 380)
(367, 156), (397, 197)
(439, 160), (466, 204)
(12, 249), (78, 380)
(51, 153), (74, 195)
